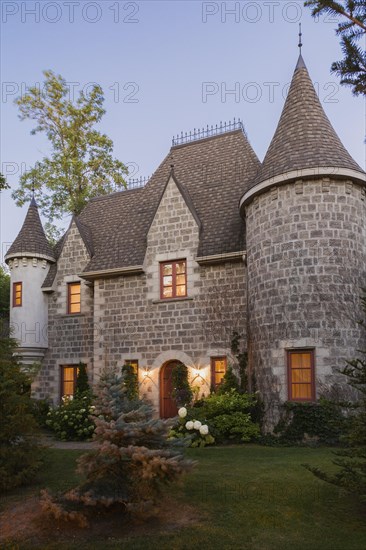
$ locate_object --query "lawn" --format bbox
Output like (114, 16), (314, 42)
(1, 445), (365, 549)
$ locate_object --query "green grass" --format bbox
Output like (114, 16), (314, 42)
(0, 449), (84, 511)
(2, 446), (366, 549)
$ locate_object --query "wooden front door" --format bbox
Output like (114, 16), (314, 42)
(160, 361), (180, 418)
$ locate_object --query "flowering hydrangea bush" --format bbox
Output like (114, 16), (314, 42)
(46, 395), (95, 441)
(192, 389), (260, 443)
(169, 407), (215, 447)
(170, 391), (261, 446)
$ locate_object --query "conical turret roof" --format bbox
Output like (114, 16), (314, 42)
(251, 54), (364, 188)
(5, 199), (55, 262)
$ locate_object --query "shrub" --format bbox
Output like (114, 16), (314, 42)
(216, 367), (240, 394)
(46, 395), (95, 441)
(75, 362), (90, 397)
(0, 336), (43, 491)
(193, 389), (260, 444)
(121, 362), (138, 400)
(212, 411), (260, 442)
(31, 398), (51, 428)
(274, 400), (346, 445)
(169, 407), (215, 447)
(171, 362), (193, 406)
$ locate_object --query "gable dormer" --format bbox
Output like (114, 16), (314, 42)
(145, 168), (201, 301)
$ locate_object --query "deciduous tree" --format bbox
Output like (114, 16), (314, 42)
(12, 71), (128, 227)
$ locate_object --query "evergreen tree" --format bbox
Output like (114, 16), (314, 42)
(171, 362), (193, 406)
(75, 362), (91, 397)
(217, 367), (240, 395)
(0, 336), (42, 491)
(305, 1), (366, 95)
(121, 362), (139, 401)
(304, 291), (366, 502)
(41, 367), (194, 523)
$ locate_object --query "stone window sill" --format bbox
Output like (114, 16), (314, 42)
(152, 297), (194, 304)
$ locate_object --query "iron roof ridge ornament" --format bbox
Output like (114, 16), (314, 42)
(171, 118), (247, 147)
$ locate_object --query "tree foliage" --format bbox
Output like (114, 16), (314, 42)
(0, 265), (10, 324)
(304, 290), (366, 502)
(41, 367), (194, 525)
(75, 362), (91, 398)
(0, 173), (9, 191)
(121, 362), (139, 401)
(0, 337), (42, 491)
(305, 1), (366, 95)
(171, 362), (193, 406)
(12, 70), (128, 224)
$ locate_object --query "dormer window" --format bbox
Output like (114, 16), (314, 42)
(67, 282), (81, 314)
(13, 282), (22, 307)
(160, 260), (187, 299)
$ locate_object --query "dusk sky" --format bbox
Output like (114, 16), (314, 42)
(1, 0), (365, 262)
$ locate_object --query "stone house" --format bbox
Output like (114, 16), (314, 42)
(5, 54), (366, 427)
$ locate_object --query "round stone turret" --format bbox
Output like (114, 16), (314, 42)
(5, 198), (55, 365)
(240, 55), (366, 429)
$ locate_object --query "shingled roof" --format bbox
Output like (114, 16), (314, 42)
(75, 129), (260, 274)
(5, 197), (55, 262)
(251, 54), (364, 188)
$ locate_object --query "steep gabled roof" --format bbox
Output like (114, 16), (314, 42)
(73, 217), (94, 257)
(148, 168), (202, 234)
(41, 217), (94, 289)
(252, 54), (364, 188)
(5, 198), (55, 262)
(77, 129), (260, 274)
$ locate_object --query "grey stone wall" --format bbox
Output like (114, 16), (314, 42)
(33, 222), (94, 402)
(92, 176), (247, 411)
(245, 178), (366, 428)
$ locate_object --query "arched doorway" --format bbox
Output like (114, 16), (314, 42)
(159, 360), (183, 418)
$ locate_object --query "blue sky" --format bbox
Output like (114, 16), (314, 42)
(1, 0), (365, 260)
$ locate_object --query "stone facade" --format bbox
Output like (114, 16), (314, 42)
(91, 175), (246, 412)
(6, 54), (366, 428)
(34, 222), (94, 400)
(245, 178), (366, 426)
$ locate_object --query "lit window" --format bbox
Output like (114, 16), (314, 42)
(13, 282), (22, 307)
(287, 350), (315, 401)
(211, 357), (227, 390)
(160, 260), (187, 299)
(60, 365), (78, 399)
(68, 282), (81, 314)
(125, 360), (138, 374)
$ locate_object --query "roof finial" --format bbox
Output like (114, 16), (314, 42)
(298, 23), (303, 53)
(30, 178), (37, 206)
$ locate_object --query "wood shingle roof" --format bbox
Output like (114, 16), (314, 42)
(252, 54), (364, 188)
(5, 198), (55, 262)
(77, 129), (260, 274)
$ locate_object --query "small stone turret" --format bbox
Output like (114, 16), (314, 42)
(240, 54), (366, 429)
(5, 197), (55, 366)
